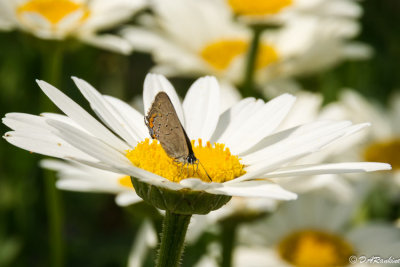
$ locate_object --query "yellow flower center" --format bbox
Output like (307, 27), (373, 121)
(278, 229), (354, 267)
(363, 138), (400, 170)
(200, 39), (278, 71)
(227, 0), (293, 16)
(118, 175), (134, 188)
(126, 138), (246, 183)
(17, 0), (89, 25)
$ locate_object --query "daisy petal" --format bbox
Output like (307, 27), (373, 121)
(3, 130), (93, 160)
(235, 122), (364, 182)
(3, 113), (54, 132)
(40, 113), (87, 131)
(36, 80), (129, 151)
(207, 180), (297, 200)
(104, 95), (149, 140)
(79, 34), (133, 55)
(183, 76), (220, 140)
(179, 178), (222, 191)
(46, 119), (131, 166)
(121, 27), (170, 52)
(242, 120), (354, 165)
(67, 158), (128, 174)
(56, 179), (103, 192)
(72, 77), (139, 146)
(212, 97), (258, 143)
(263, 162), (392, 178)
(224, 94), (296, 154)
(115, 192), (142, 206)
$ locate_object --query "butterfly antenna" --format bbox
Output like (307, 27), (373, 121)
(198, 160), (212, 182)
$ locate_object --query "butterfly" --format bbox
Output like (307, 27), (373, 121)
(144, 92), (211, 180)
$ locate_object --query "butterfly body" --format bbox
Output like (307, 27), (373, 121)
(145, 92), (198, 165)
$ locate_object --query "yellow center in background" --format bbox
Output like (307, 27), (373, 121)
(227, 0), (292, 16)
(364, 138), (400, 170)
(278, 229), (354, 267)
(201, 39), (278, 71)
(17, 0), (89, 25)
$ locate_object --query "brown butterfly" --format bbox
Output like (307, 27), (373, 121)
(144, 92), (211, 180)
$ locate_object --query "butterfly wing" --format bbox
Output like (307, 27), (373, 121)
(145, 92), (191, 162)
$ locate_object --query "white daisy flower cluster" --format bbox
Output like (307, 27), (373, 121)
(0, 0), (146, 54)
(122, 0), (370, 87)
(195, 193), (400, 267)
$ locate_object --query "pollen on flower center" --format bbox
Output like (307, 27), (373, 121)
(126, 138), (246, 183)
(118, 175), (134, 188)
(363, 138), (400, 170)
(227, 0), (293, 16)
(17, 0), (89, 25)
(278, 229), (354, 267)
(200, 39), (278, 71)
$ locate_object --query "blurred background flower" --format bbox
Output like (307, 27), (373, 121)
(223, 0), (362, 23)
(40, 159), (142, 207)
(194, 193), (400, 267)
(235, 193), (400, 267)
(0, 0), (146, 54)
(122, 0), (370, 96)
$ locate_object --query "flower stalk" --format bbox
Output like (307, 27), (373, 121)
(241, 25), (263, 98)
(221, 221), (237, 267)
(43, 170), (64, 267)
(220, 212), (268, 267)
(41, 41), (65, 267)
(156, 211), (192, 267)
(130, 177), (231, 266)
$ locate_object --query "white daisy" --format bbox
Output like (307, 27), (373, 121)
(322, 90), (400, 187)
(122, 0), (369, 85)
(2, 74), (390, 214)
(0, 0), (146, 54)
(233, 193), (400, 267)
(223, 0), (362, 23)
(40, 159), (142, 207)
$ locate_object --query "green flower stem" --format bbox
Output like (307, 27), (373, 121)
(241, 26), (263, 98)
(156, 211), (192, 267)
(131, 178), (231, 266)
(220, 222), (238, 267)
(43, 170), (64, 267)
(41, 41), (65, 267)
(43, 42), (63, 86)
(220, 212), (269, 267)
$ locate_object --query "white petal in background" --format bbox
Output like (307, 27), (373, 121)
(127, 220), (158, 267)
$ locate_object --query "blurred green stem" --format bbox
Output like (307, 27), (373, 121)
(156, 211), (191, 267)
(43, 170), (64, 267)
(220, 221), (238, 267)
(241, 26), (263, 97)
(219, 211), (268, 267)
(41, 42), (64, 267)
